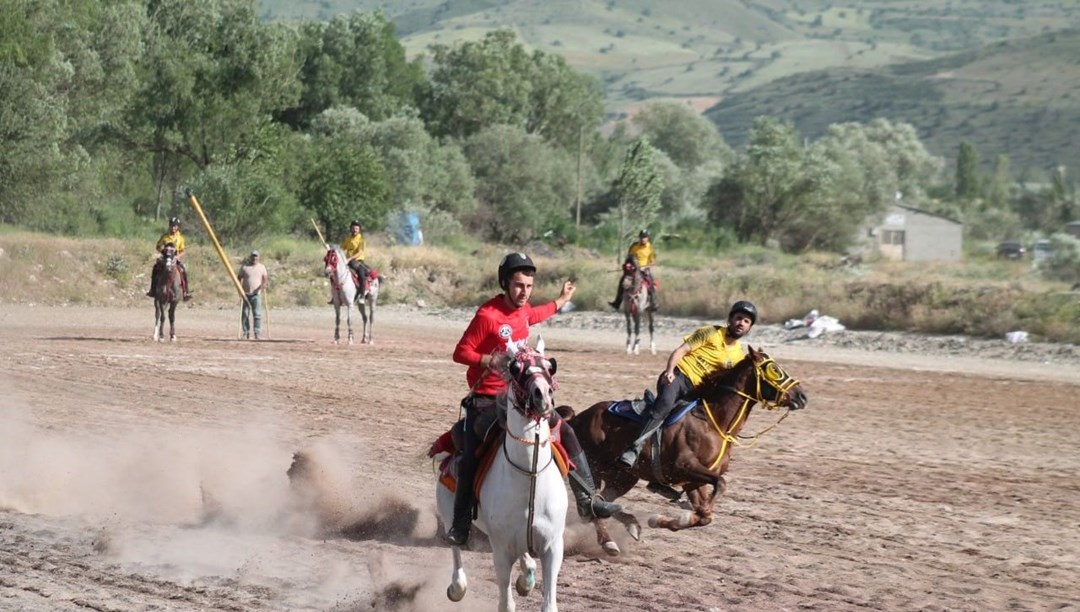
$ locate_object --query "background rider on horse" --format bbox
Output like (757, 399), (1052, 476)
(445, 252), (622, 546)
(341, 219), (372, 295)
(146, 217), (192, 301)
(617, 300), (759, 469)
(609, 229), (657, 312)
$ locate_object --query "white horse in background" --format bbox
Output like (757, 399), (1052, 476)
(323, 247), (357, 344)
(435, 338), (568, 612)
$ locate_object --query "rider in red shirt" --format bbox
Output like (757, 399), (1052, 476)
(445, 252), (622, 546)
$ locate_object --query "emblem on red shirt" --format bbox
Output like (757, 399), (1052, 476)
(499, 324), (512, 339)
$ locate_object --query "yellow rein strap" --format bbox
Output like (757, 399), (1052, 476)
(700, 363), (798, 471)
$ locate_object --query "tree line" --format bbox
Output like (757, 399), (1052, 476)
(2, 0), (1075, 260)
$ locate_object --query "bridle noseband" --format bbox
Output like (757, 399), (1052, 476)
(700, 355), (802, 470)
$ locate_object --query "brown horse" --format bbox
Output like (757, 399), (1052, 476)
(619, 258), (654, 355)
(152, 247), (183, 342)
(561, 347), (808, 555)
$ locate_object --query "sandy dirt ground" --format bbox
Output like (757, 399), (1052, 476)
(1, 303), (1078, 612)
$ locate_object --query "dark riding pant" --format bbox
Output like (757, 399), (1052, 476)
(618, 367), (695, 467)
(348, 260), (370, 295)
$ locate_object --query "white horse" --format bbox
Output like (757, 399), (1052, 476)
(323, 247), (357, 344)
(619, 262), (655, 355)
(435, 339), (568, 612)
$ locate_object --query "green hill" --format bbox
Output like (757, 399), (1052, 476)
(258, 0), (1080, 168)
(705, 29), (1080, 172)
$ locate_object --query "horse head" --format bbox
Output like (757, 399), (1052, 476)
(161, 244), (177, 271)
(501, 339), (558, 421)
(323, 247), (341, 277)
(698, 347), (808, 411)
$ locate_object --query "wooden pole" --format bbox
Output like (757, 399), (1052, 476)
(311, 218), (329, 250)
(185, 188), (251, 312)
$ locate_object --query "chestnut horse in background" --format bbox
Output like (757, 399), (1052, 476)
(561, 347), (808, 555)
(152, 246), (183, 342)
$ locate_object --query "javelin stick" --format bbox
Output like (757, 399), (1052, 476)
(262, 285), (270, 339)
(185, 188), (251, 337)
(311, 218), (329, 250)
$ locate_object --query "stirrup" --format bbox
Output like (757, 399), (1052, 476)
(445, 523), (470, 546)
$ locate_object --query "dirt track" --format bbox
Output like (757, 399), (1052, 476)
(1, 304), (1078, 612)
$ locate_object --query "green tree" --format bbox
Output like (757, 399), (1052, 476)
(706, 118), (833, 250)
(300, 136), (391, 240)
(610, 138), (665, 251)
(955, 141), (980, 203)
(630, 101), (733, 170)
(420, 29), (603, 149)
(462, 125), (577, 243)
(279, 11), (425, 129)
(114, 0), (301, 216)
(985, 154), (1011, 211)
(0, 0), (146, 229)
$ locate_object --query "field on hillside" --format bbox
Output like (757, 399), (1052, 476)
(258, 0), (1080, 113)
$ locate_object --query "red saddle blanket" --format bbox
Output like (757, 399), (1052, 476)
(429, 423), (571, 495)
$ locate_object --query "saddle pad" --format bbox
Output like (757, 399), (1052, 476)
(435, 428), (570, 495)
(606, 398), (698, 427)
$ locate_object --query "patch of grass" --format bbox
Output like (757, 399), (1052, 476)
(2, 229), (1076, 342)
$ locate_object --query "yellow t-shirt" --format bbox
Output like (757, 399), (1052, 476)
(628, 241), (655, 268)
(341, 233), (365, 261)
(676, 325), (746, 386)
(156, 231), (185, 253)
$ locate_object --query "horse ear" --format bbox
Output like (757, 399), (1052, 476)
(747, 345), (759, 360)
(546, 357), (557, 376)
(535, 335), (545, 355)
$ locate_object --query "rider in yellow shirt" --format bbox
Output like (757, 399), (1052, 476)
(146, 217), (192, 300)
(341, 220), (372, 294)
(609, 229), (657, 311)
(617, 300), (758, 468)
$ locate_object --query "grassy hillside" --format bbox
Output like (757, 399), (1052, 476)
(257, 0), (1080, 167)
(705, 29), (1080, 172)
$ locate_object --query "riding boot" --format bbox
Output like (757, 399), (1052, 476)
(446, 432), (480, 545)
(647, 290), (658, 312)
(609, 284), (624, 310)
(567, 451), (622, 520)
(617, 410), (667, 469)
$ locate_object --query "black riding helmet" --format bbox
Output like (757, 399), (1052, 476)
(729, 300), (758, 325)
(498, 252), (536, 290)
(350, 219), (362, 229)
(639, 229), (650, 238)
(169, 217), (180, 227)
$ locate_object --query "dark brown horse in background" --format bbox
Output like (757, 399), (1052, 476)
(561, 347), (808, 555)
(152, 247), (183, 341)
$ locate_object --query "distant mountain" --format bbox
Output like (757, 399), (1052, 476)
(259, 1), (1080, 169)
(705, 29), (1080, 172)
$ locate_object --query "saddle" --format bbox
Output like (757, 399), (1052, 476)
(428, 420), (571, 496)
(349, 266), (379, 297)
(605, 389), (697, 428)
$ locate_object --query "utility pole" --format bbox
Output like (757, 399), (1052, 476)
(575, 124), (584, 228)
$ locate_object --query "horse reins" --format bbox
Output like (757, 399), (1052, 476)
(700, 360), (799, 471)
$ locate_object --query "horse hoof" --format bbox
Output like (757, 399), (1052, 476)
(515, 572), (535, 596)
(602, 540), (621, 556)
(648, 514), (662, 528)
(628, 524), (642, 541)
(447, 583), (466, 602)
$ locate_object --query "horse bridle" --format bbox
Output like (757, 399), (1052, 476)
(498, 351), (559, 557)
(700, 356), (801, 470)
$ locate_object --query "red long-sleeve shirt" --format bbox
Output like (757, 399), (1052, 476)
(453, 294), (559, 396)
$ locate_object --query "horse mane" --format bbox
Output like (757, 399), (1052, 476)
(692, 347), (758, 401)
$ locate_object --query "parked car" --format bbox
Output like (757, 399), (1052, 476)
(996, 241), (1026, 259)
(1032, 239), (1054, 262)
